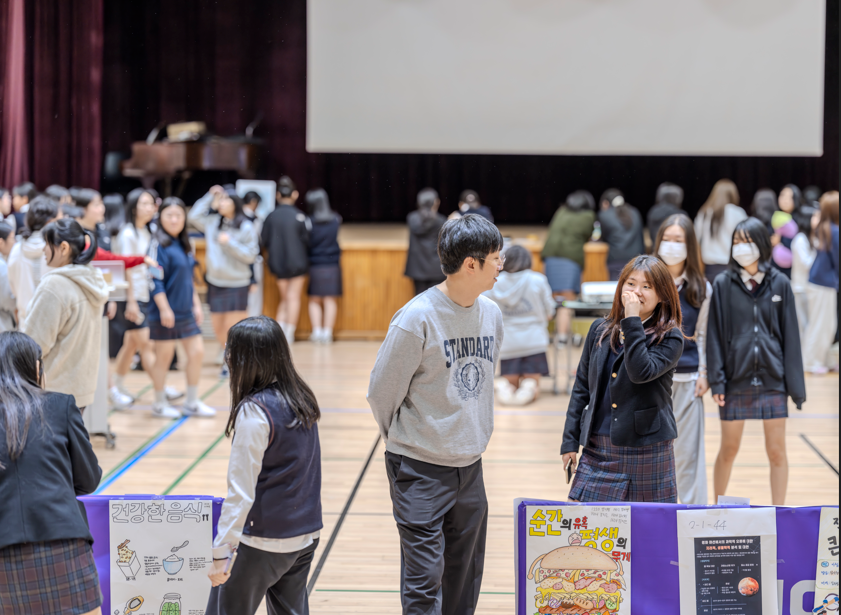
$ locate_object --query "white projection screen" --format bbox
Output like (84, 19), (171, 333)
(307, 0), (826, 156)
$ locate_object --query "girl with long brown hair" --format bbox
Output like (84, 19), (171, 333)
(561, 255), (684, 502)
(803, 191), (839, 374)
(695, 179), (747, 282)
(653, 214), (713, 505)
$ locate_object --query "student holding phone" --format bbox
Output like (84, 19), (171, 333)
(561, 255), (684, 503)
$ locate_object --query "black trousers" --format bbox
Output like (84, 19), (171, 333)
(385, 451), (488, 615)
(205, 539), (318, 615)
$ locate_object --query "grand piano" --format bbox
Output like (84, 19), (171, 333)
(121, 134), (262, 195)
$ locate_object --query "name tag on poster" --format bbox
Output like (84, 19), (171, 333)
(677, 508), (777, 615)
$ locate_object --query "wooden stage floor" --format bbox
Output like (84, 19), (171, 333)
(95, 340), (839, 614)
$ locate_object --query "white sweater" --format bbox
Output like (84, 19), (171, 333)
(7, 231), (51, 321)
(695, 203), (748, 266)
(790, 233), (816, 294)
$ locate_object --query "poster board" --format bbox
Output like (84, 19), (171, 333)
(677, 508), (778, 615)
(106, 498), (215, 615)
(814, 507), (840, 613)
(522, 504), (631, 614)
(236, 179), (277, 221)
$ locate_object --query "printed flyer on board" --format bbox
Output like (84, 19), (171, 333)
(677, 507), (777, 615)
(109, 499), (213, 615)
(524, 504), (631, 615)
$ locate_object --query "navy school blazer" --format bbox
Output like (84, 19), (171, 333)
(561, 316), (684, 454)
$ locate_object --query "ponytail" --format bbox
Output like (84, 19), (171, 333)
(42, 218), (98, 266)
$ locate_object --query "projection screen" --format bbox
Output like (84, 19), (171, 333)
(307, 0), (825, 156)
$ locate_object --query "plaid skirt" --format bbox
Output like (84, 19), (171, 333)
(0, 538), (102, 615)
(569, 435), (677, 503)
(720, 389), (788, 421)
(149, 317), (202, 341)
(206, 283), (249, 313)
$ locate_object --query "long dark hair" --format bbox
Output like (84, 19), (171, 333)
(71, 188), (102, 209)
(502, 244), (532, 273)
(654, 213), (707, 308)
(225, 316), (320, 437)
(728, 217), (773, 274)
(19, 196), (59, 240)
(155, 197), (192, 254)
(103, 194), (125, 238)
(416, 187), (439, 221)
(601, 188), (633, 230)
(42, 218), (97, 265)
(305, 188), (337, 224)
(699, 179), (740, 237)
(0, 332), (46, 468)
(597, 255), (682, 351)
(126, 187), (160, 233)
(565, 190), (595, 212)
(217, 190), (247, 230)
(816, 191), (840, 251)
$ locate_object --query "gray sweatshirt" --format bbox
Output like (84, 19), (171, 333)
(367, 287), (503, 467)
(188, 192), (259, 288)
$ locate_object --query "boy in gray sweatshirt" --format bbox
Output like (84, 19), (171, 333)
(368, 214), (504, 615)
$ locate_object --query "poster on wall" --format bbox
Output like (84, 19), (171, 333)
(677, 507), (777, 615)
(813, 507), (840, 614)
(523, 504), (631, 615)
(109, 499), (214, 615)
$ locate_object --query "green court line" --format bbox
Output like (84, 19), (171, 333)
(161, 431), (227, 495)
(98, 379), (226, 486)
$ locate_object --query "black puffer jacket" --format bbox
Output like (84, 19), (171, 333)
(261, 203), (311, 279)
(562, 316), (684, 453)
(706, 268), (805, 408)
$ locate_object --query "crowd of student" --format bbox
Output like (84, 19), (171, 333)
(0, 175), (837, 615)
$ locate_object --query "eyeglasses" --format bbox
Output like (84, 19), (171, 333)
(478, 253), (506, 267)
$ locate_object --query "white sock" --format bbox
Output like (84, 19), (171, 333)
(114, 374), (125, 388)
(155, 390), (167, 405)
(286, 324), (296, 341)
(313, 327), (324, 337)
(186, 385), (199, 406)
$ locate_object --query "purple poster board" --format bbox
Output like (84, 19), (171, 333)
(79, 494), (224, 615)
(516, 500), (837, 615)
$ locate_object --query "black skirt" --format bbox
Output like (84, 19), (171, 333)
(308, 264), (343, 297)
(499, 352), (549, 376)
(207, 283), (249, 313)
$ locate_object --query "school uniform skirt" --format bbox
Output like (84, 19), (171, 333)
(0, 538), (102, 614)
(569, 435), (677, 503)
(499, 352), (549, 376)
(206, 283), (249, 313)
(719, 389), (788, 421)
(149, 317), (202, 341)
(308, 264), (343, 297)
(544, 257), (582, 293)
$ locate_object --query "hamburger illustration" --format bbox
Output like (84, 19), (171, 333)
(528, 546), (626, 614)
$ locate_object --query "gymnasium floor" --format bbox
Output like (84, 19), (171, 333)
(95, 340), (840, 614)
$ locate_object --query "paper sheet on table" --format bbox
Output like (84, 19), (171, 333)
(676, 508), (777, 615)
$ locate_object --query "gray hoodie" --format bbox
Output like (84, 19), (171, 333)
(484, 269), (555, 360)
(23, 265), (109, 407)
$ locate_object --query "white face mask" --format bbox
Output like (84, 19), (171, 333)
(732, 242), (760, 267)
(658, 241), (687, 266)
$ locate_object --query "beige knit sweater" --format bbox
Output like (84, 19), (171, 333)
(23, 264), (109, 407)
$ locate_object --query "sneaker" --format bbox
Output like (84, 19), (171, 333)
(220, 365), (230, 379)
(116, 384), (136, 403)
(309, 331), (323, 343)
(165, 386), (184, 401)
(182, 400), (217, 417)
(109, 387), (134, 410)
(152, 403), (182, 419)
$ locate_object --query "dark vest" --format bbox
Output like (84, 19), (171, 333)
(677, 285), (700, 373)
(241, 387), (323, 539)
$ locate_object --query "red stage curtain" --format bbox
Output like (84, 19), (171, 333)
(0, 0), (29, 188)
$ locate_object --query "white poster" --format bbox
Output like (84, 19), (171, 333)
(814, 507), (840, 614)
(524, 505), (631, 615)
(109, 499), (214, 615)
(677, 508), (777, 615)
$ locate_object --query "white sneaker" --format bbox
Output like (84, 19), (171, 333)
(152, 403), (182, 419)
(115, 384), (136, 403)
(182, 400), (216, 417)
(309, 330), (323, 343)
(494, 378), (516, 406)
(165, 386), (184, 401)
(512, 379), (538, 406)
(109, 387), (134, 410)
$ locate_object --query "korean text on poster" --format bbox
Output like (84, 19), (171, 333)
(813, 507), (840, 615)
(109, 499), (213, 615)
(525, 505), (631, 615)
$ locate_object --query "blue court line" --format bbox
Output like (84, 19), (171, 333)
(93, 417), (189, 494)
